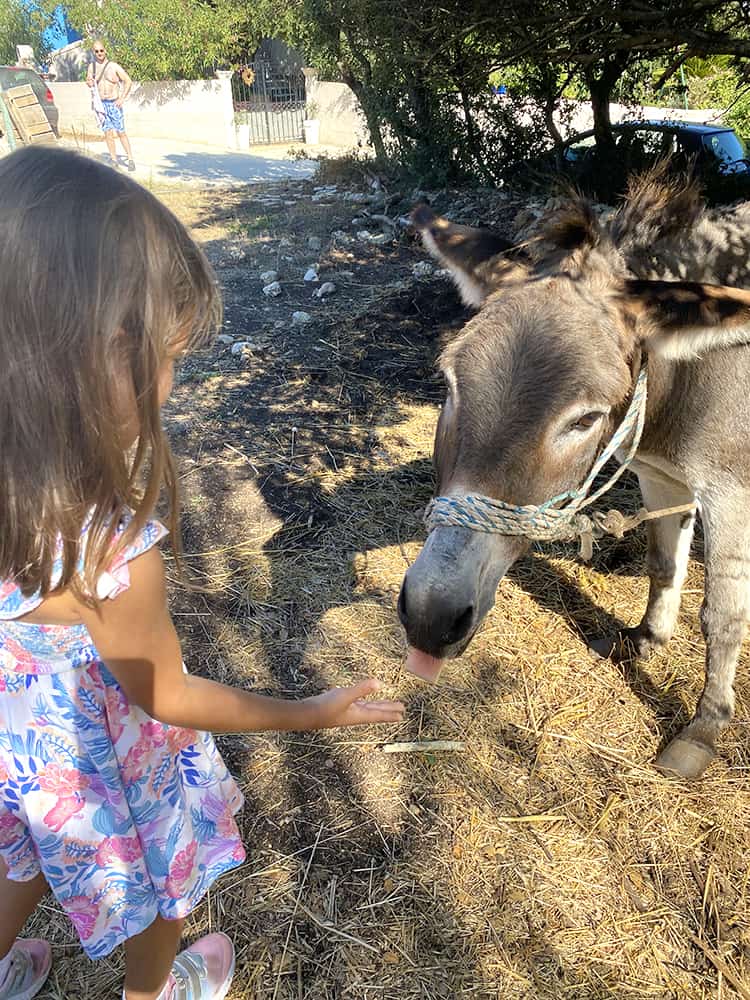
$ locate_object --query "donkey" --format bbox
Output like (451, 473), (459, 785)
(398, 176), (750, 780)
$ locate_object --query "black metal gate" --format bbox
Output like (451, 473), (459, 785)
(233, 60), (306, 145)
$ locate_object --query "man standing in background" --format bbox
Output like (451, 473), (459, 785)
(86, 41), (136, 171)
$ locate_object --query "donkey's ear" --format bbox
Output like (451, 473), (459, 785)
(541, 196), (601, 251)
(411, 204), (525, 308)
(620, 278), (750, 360)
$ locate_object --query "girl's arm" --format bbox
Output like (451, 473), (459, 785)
(81, 547), (404, 732)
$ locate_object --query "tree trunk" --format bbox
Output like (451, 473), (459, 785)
(458, 83), (496, 184)
(585, 54), (629, 153)
(339, 63), (388, 164)
(584, 55), (631, 200)
(544, 100), (564, 148)
(406, 78), (433, 140)
(451, 43), (497, 184)
(586, 71), (616, 152)
(538, 66), (565, 154)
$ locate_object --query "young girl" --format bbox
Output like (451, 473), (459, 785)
(0, 146), (405, 1000)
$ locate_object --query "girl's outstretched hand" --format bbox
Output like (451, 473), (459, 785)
(304, 679), (405, 730)
(84, 548), (402, 735)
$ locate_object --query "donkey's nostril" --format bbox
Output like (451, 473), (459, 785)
(397, 579), (409, 628)
(443, 604), (474, 645)
(399, 571), (475, 653)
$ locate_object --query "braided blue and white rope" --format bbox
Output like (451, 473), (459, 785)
(424, 363), (649, 560)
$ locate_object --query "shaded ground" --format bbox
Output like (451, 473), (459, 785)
(29, 176), (750, 999)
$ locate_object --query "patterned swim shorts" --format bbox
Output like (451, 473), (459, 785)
(100, 99), (125, 132)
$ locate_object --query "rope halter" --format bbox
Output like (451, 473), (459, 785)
(424, 363), (695, 560)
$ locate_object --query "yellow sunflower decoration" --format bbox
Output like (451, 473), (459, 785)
(241, 66), (255, 87)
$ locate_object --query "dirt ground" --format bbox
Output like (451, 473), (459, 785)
(31, 172), (750, 999)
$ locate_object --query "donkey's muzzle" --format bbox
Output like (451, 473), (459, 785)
(398, 525), (525, 660)
(398, 574), (475, 656)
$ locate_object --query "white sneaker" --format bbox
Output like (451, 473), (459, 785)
(123, 933), (235, 1000)
(0, 940), (52, 1000)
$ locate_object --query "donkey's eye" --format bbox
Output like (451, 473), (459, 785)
(570, 411), (604, 432)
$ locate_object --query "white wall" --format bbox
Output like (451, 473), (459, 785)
(50, 72), (723, 154)
(303, 74), (722, 150)
(48, 40), (87, 83)
(305, 74), (367, 148)
(562, 101), (721, 136)
(50, 78), (236, 148)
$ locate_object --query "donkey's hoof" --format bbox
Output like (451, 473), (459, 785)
(655, 738), (715, 780)
(589, 635), (616, 659)
(589, 627), (657, 662)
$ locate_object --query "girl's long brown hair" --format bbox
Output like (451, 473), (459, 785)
(0, 146), (221, 601)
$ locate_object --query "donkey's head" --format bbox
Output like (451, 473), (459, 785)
(400, 184), (750, 681)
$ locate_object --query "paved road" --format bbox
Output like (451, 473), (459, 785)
(61, 136), (321, 186)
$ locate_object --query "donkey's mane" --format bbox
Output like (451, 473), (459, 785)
(533, 167), (750, 287)
(538, 168), (704, 264)
(611, 170), (704, 255)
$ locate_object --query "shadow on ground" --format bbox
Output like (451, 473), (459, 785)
(157, 151), (317, 186)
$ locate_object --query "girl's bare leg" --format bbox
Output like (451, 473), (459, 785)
(123, 915), (185, 1000)
(0, 858), (48, 958)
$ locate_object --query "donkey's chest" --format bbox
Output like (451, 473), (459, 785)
(618, 449), (690, 490)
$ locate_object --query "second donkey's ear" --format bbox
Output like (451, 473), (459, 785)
(620, 278), (750, 359)
(411, 204), (526, 308)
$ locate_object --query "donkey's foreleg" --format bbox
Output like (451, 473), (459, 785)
(656, 490), (750, 780)
(592, 473), (695, 660)
(629, 474), (696, 655)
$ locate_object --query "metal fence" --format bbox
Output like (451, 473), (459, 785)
(232, 60), (306, 145)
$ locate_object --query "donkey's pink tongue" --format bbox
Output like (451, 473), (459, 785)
(405, 647), (444, 683)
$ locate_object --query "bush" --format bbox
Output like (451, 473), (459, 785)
(687, 60), (750, 140)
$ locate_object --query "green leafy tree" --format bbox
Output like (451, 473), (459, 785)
(241, 0), (750, 183)
(480, 0), (750, 150)
(0, 0), (49, 66)
(243, 0), (524, 182)
(59, 0), (242, 80)
(686, 57), (750, 139)
(52, 0), (750, 189)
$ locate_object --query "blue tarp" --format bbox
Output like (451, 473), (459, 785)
(44, 6), (80, 50)
(20, 1), (80, 53)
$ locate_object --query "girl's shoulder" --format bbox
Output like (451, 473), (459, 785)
(97, 517), (169, 601)
(0, 514), (169, 620)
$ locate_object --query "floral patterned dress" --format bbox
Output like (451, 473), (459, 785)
(0, 517), (245, 959)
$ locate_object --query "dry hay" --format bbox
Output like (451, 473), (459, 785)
(25, 181), (750, 1000)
